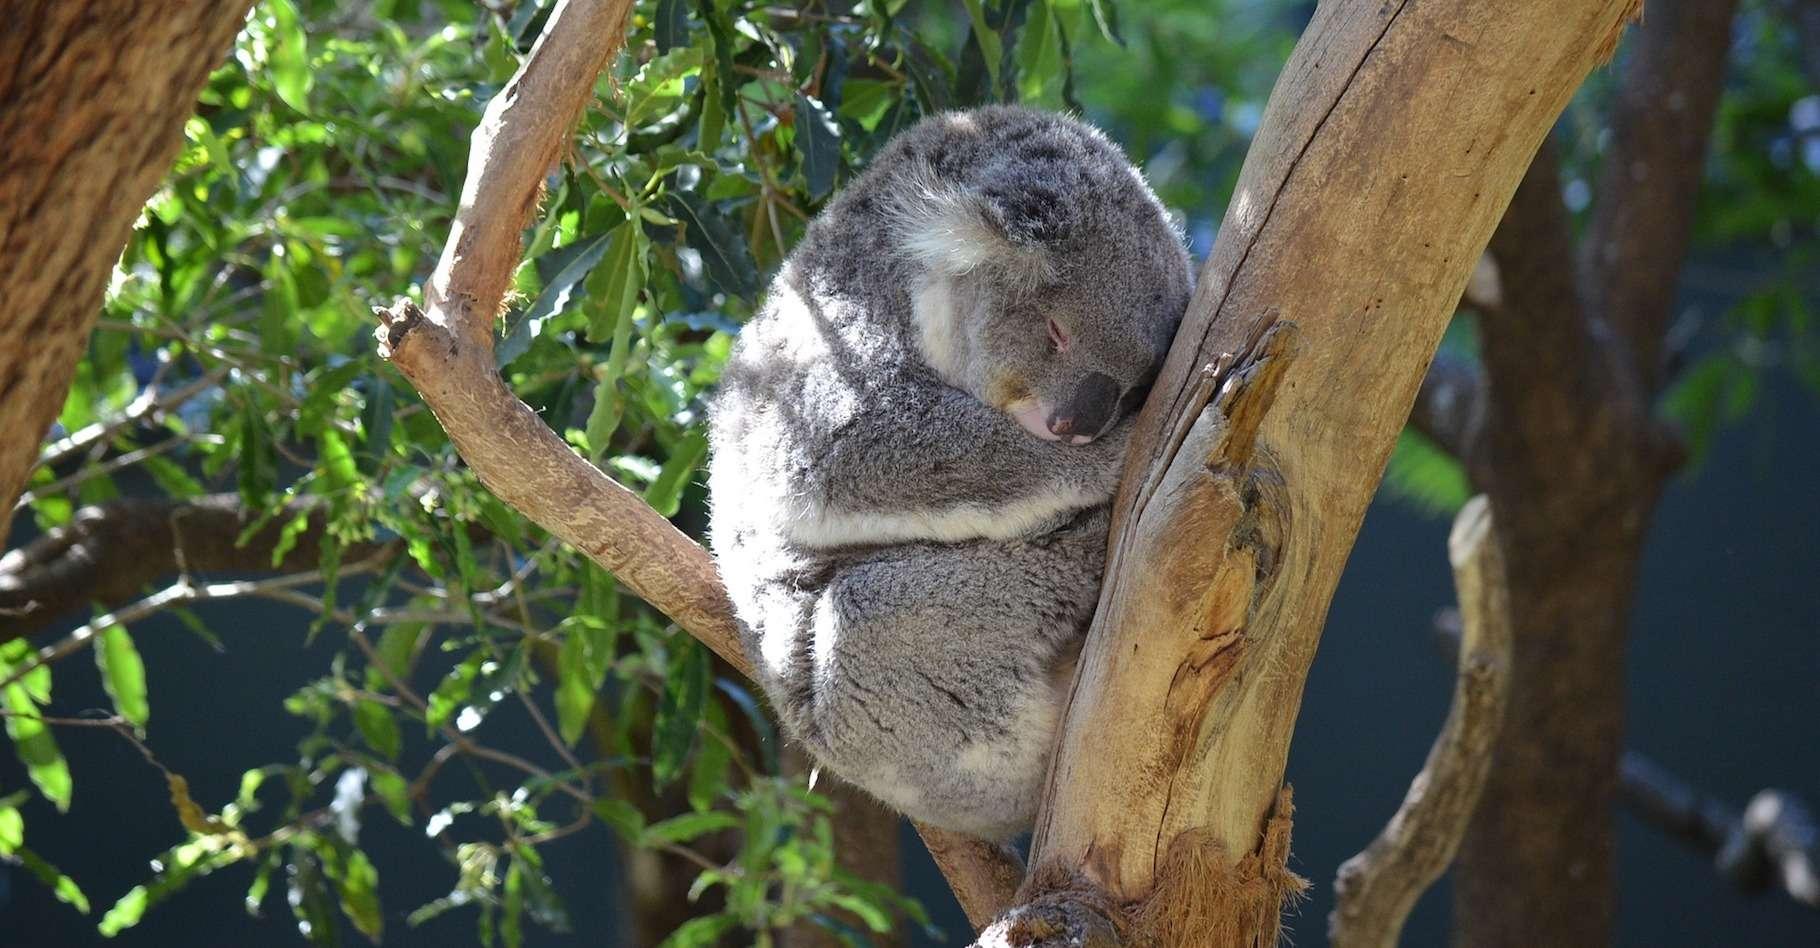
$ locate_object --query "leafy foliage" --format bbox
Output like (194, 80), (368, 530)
(4, 0), (1814, 943)
(5, 0), (1117, 943)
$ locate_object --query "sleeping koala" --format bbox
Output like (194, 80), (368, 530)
(707, 105), (1191, 840)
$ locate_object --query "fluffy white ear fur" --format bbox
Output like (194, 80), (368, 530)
(890, 165), (1056, 291)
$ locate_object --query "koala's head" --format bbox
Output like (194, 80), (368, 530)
(891, 109), (1191, 444)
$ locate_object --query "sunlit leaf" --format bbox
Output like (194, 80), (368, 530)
(95, 622), (150, 730)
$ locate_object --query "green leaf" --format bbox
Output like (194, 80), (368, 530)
(4, 683), (71, 812)
(651, 641), (709, 788)
(267, 0), (314, 113)
(657, 913), (740, 948)
(354, 699), (402, 760)
(642, 429), (708, 517)
(369, 769), (413, 825)
(583, 221), (648, 344)
(694, 0), (738, 117)
(686, 703), (732, 812)
(95, 622), (151, 730)
(962, 0), (1004, 89)
(591, 797), (646, 841)
(555, 627), (597, 746)
(18, 846), (91, 914)
(1381, 429), (1470, 517)
(0, 804), (19, 852)
(795, 94), (842, 199)
(498, 234), (611, 368)
(329, 848), (384, 942)
(99, 885), (149, 936)
(641, 810), (739, 846)
(664, 192), (760, 300)
(316, 427), (360, 496)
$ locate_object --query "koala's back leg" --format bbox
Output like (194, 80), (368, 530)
(755, 509), (1107, 840)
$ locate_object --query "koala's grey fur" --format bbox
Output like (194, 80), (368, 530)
(707, 105), (1191, 840)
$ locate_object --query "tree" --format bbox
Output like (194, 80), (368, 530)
(4, 0), (1816, 945)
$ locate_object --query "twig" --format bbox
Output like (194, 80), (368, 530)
(1621, 752), (1819, 910)
(1330, 496), (1514, 948)
(36, 368), (228, 470)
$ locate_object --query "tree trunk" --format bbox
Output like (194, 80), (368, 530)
(1451, 2), (1739, 942)
(0, 1), (256, 513)
(983, 2), (1644, 944)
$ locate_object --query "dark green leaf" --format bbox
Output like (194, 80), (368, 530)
(795, 94), (842, 199)
(654, 0), (690, 52)
(651, 641), (710, 788)
(665, 192), (760, 300)
(355, 699), (402, 760)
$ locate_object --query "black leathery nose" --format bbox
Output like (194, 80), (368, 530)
(1052, 371), (1120, 437)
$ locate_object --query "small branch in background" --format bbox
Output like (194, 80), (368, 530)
(34, 366), (228, 472)
(0, 494), (398, 642)
(1407, 353), (1481, 459)
(1330, 496), (1513, 948)
(1621, 752), (1820, 910)
(1429, 611), (1819, 911)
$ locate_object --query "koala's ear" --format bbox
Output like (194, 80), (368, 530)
(893, 176), (1057, 289)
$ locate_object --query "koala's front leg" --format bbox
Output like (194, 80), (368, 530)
(789, 380), (1129, 548)
(750, 508), (1108, 840)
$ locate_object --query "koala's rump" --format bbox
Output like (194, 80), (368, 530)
(724, 509), (1107, 838)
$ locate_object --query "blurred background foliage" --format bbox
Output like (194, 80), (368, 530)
(1, 0), (1814, 945)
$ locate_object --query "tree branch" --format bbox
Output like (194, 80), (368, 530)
(0, 494), (396, 641)
(371, 0), (1022, 925)
(1407, 353), (1480, 459)
(1622, 752), (1820, 910)
(1582, 0), (1743, 392)
(1329, 496), (1513, 948)
(1003, 1), (1641, 943)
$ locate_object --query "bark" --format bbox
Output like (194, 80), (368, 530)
(371, 0), (1024, 925)
(0, 1), (256, 514)
(994, 2), (1642, 944)
(1330, 497), (1513, 948)
(1452, 3), (1739, 943)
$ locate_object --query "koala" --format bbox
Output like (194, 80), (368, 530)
(707, 105), (1191, 840)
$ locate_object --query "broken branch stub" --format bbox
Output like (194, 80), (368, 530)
(1329, 495), (1514, 948)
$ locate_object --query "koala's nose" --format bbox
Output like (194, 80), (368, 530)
(1049, 372), (1119, 444)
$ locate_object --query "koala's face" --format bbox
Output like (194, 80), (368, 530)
(892, 107), (1193, 442)
(978, 236), (1188, 444)
(906, 193), (1191, 445)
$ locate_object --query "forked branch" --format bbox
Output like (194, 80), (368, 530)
(371, 0), (1020, 926)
